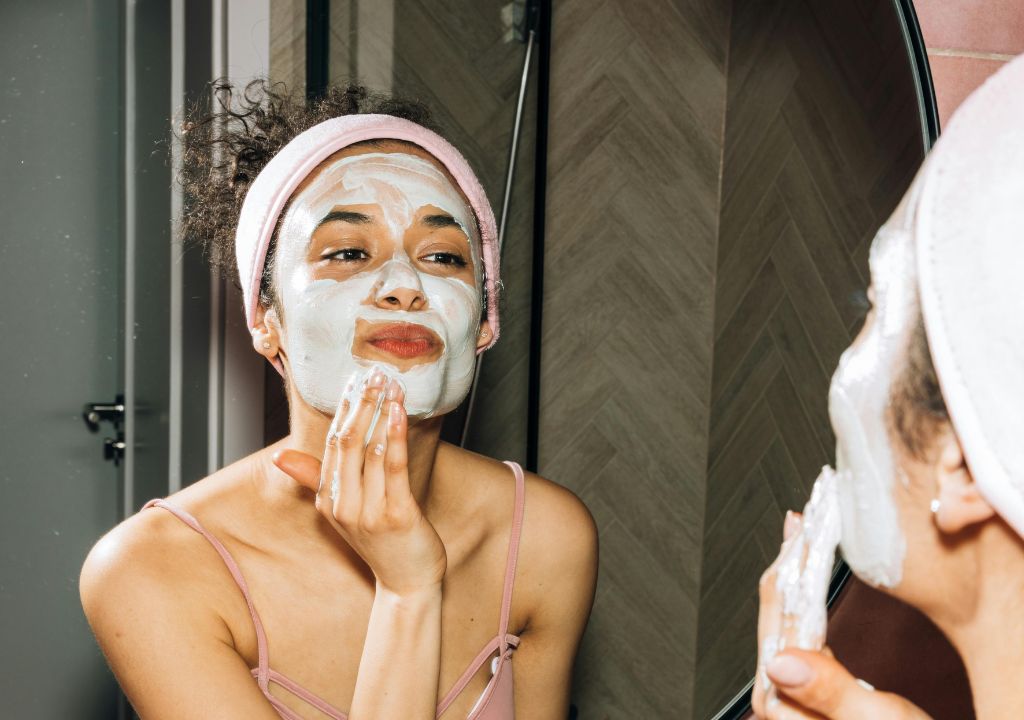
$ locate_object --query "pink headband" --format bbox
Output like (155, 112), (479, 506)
(234, 113), (501, 365)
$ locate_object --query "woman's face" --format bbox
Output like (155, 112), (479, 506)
(269, 141), (486, 419)
(828, 192), (921, 590)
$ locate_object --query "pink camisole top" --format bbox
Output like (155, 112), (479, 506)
(142, 460), (526, 720)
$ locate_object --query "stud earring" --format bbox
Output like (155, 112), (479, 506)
(930, 498), (941, 514)
(480, 329), (489, 338)
(262, 341), (272, 349)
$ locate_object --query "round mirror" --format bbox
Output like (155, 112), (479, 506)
(266, 0), (939, 717)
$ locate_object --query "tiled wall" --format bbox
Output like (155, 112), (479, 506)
(914, 0), (1024, 126)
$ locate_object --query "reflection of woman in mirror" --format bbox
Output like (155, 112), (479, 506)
(753, 57), (1024, 720)
(80, 83), (598, 719)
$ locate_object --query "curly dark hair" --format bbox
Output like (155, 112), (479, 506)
(178, 79), (439, 307)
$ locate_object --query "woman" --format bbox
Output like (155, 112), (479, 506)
(80, 84), (598, 720)
(753, 56), (1024, 719)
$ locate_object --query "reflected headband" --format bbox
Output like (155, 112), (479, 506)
(914, 55), (1024, 537)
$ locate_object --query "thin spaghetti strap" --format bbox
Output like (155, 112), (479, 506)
(142, 499), (272, 688)
(498, 461), (525, 649)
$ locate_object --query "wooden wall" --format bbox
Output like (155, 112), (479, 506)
(693, 0), (924, 715)
(540, 0), (730, 715)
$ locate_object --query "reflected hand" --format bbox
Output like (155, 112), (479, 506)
(273, 367), (447, 596)
(752, 512), (932, 720)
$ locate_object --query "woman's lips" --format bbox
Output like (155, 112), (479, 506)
(363, 322), (442, 360)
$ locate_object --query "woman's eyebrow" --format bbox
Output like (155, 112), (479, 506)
(421, 213), (460, 229)
(316, 209), (374, 228)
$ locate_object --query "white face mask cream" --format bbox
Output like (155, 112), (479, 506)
(272, 151), (483, 419)
(827, 223), (919, 588)
(760, 466), (841, 701)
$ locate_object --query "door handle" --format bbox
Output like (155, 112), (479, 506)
(103, 436), (126, 466)
(82, 394), (125, 432)
(83, 394), (126, 465)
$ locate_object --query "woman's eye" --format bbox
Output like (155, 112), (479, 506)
(324, 248), (369, 263)
(423, 252), (467, 268)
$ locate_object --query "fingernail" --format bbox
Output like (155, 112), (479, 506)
(369, 369), (386, 388)
(767, 655), (813, 687)
(386, 379), (400, 400)
(783, 511), (801, 540)
(389, 401), (401, 426)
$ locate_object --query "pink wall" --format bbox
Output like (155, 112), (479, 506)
(914, 0), (1024, 127)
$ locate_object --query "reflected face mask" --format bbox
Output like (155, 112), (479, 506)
(273, 152), (483, 419)
(827, 224), (918, 588)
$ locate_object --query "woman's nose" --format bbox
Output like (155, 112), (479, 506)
(373, 260), (427, 311)
(378, 286), (426, 311)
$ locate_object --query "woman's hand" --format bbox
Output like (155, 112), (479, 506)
(274, 366), (447, 596)
(752, 513), (932, 720)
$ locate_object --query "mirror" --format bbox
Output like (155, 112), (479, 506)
(263, 0), (934, 718)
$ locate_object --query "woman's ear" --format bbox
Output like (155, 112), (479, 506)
(251, 304), (283, 362)
(933, 427), (996, 533)
(475, 319), (493, 352)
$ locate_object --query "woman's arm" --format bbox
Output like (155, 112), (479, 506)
(80, 517), (282, 720)
(348, 583), (441, 718)
(510, 479), (599, 719)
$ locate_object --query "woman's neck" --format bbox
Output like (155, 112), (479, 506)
(936, 526), (1024, 719)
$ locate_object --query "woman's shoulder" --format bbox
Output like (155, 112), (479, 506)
(516, 466), (598, 583)
(441, 444), (595, 531)
(79, 453), (266, 623)
(440, 444), (598, 597)
(492, 458), (598, 636)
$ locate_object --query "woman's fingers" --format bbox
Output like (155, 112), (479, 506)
(784, 510), (803, 540)
(334, 367), (388, 520)
(272, 449), (322, 493)
(320, 374), (358, 511)
(361, 379), (398, 515)
(383, 385), (411, 507)
(768, 649), (932, 720)
(753, 511), (804, 718)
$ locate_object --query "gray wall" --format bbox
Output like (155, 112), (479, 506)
(540, 0), (730, 715)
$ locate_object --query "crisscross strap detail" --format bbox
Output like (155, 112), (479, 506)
(435, 634), (520, 716)
(142, 499), (272, 688)
(250, 668), (348, 719)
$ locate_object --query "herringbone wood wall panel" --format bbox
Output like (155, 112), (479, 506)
(693, 0), (924, 715)
(542, 0), (729, 715)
